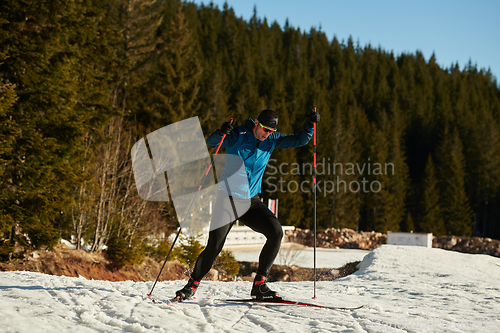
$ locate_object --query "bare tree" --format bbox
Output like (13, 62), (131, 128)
(277, 243), (307, 267)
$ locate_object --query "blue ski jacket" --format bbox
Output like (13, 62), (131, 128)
(206, 118), (314, 199)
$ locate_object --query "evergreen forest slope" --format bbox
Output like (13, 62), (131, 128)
(1, 0), (500, 262)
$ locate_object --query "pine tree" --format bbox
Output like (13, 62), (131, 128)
(364, 124), (396, 233)
(324, 103), (362, 230)
(199, 56), (231, 134)
(113, 0), (163, 113)
(386, 108), (409, 233)
(148, 1), (203, 124)
(360, 108), (406, 233)
(401, 212), (415, 232)
(0, 50), (20, 249)
(419, 155), (446, 236)
(0, 0), (126, 256)
(436, 126), (473, 236)
(467, 108), (500, 236)
(0, 0), (119, 251)
(196, 3), (230, 134)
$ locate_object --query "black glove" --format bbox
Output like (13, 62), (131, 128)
(219, 121), (234, 135)
(307, 111), (320, 127)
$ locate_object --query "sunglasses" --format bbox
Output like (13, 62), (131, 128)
(258, 122), (276, 133)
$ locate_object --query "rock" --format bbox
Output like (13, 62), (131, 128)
(208, 268), (219, 281)
(284, 227), (386, 250)
(285, 228), (499, 259)
(433, 236), (500, 258)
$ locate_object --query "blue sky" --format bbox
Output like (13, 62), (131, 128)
(192, 0), (500, 82)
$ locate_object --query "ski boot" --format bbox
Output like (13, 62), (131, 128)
(251, 274), (280, 300)
(175, 278), (199, 301)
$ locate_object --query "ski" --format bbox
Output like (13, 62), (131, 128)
(146, 294), (362, 311)
(145, 294), (196, 305)
(215, 298), (363, 311)
(165, 296), (182, 305)
(145, 294), (164, 304)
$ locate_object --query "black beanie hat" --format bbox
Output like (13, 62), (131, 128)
(257, 110), (278, 129)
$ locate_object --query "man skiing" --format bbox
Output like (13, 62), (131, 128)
(175, 109), (320, 300)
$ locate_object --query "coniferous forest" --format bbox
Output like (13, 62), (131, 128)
(1, 0), (500, 262)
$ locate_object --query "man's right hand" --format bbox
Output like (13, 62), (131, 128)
(307, 110), (320, 127)
(219, 121), (234, 135)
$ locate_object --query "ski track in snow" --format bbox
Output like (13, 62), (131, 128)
(1, 245), (500, 332)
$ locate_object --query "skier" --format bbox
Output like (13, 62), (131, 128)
(175, 109), (320, 300)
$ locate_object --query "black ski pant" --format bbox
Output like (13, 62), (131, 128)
(191, 193), (283, 282)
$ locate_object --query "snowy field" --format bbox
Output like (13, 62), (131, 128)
(1, 245), (500, 333)
(231, 245), (370, 268)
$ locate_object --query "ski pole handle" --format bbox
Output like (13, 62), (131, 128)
(214, 118), (234, 155)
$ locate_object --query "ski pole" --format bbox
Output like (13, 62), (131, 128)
(312, 105), (317, 300)
(147, 118), (233, 298)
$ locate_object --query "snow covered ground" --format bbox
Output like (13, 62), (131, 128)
(231, 245), (370, 268)
(1, 245), (499, 332)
